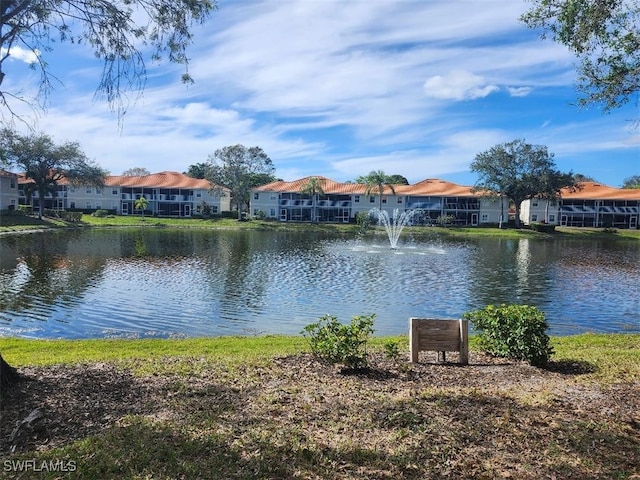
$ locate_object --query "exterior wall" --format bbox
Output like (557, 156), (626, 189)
(251, 191), (280, 219)
(67, 185), (120, 211)
(519, 199), (560, 226)
(0, 172), (19, 211)
(479, 197), (510, 224)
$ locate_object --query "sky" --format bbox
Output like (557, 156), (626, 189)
(2, 0), (639, 188)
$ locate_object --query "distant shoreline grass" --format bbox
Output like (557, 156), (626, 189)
(2, 213), (640, 240)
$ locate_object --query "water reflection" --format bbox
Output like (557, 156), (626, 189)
(0, 229), (638, 338)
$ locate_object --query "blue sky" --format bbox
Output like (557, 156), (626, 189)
(3, 0), (639, 187)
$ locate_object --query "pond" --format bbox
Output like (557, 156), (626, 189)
(0, 228), (638, 338)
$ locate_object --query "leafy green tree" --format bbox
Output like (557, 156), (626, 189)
(356, 170), (397, 210)
(521, 0), (639, 112)
(300, 176), (325, 223)
(573, 173), (597, 183)
(184, 163), (210, 179)
(622, 175), (640, 189)
(471, 139), (576, 228)
(0, 0), (217, 119)
(122, 167), (151, 177)
(387, 174), (409, 185)
(205, 145), (275, 220)
(0, 129), (107, 219)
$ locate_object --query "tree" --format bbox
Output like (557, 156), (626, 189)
(471, 139), (577, 228)
(387, 174), (409, 185)
(185, 163), (210, 179)
(573, 173), (597, 183)
(0, 129), (107, 218)
(0, 0), (217, 120)
(205, 145), (274, 220)
(300, 176), (325, 223)
(622, 175), (640, 189)
(355, 170), (397, 210)
(521, 0), (640, 112)
(134, 196), (149, 218)
(122, 167), (151, 177)
(0, 352), (18, 390)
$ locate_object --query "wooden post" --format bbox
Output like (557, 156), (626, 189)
(409, 318), (469, 365)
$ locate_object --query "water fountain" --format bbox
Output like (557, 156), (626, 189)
(370, 208), (415, 249)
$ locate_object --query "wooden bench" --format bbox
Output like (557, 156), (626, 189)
(409, 318), (469, 365)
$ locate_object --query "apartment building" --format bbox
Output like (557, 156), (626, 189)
(18, 171), (230, 217)
(251, 176), (508, 226)
(0, 170), (19, 212)
(520, 182), (640, 229)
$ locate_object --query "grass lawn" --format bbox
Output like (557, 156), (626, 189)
(1, 334), (638, 479)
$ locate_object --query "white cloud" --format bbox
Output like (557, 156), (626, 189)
(423, 70), (500, 101)
(507, 86), (533, 97)
(3, 46), (40, 63)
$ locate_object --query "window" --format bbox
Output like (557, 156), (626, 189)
(270, 208), (276, 216)
(532, 200), (538, 207)
(196, 191), (202, 198)
(369, 196), (375, 203)
(86, 202), (92, 209)
(481, 214), (488, 222)
(253, 192), (259, 200)
(398, 197), (403, 204)
(69, 187), (75, 193)
(86, 187), (92, 194)
(96, 204), (102, 210)
(112, 189), (118, 195)
(270, 194), (276, 201)
(354, 195), (360, 203)
(382, 197), (387, 204)
(10, 178), (15, 188)
(531, 214), (538, 222)
(96, 188), (103, 195)
(549, 214), (555, 223)
(212, 206), (218, 213)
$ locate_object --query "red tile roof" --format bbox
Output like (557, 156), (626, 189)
(257, 177), (640, 201)
(561, 182), (640, 200)
(105, 171), (218, 189)
(17, 171), (226, 190)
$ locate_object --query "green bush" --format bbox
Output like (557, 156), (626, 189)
(60, 211), (83, 222)
(301, 314), (375, 370)
(463, 304), (553, 366)
(92, 209), (110, 217)
(530, 223), (556, 233)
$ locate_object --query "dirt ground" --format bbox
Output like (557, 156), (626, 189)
(1, 352), (639, 478)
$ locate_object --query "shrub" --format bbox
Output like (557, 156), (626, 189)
(92, 209), (110, 217)
(530, 223), (556, 233)
(383, 340), (401, 362)
(60, 211), (83, 222)
(463, 304), (553, 366)
(301, 314), (375, 370)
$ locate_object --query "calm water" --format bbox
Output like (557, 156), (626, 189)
(0, 229), (638, 338)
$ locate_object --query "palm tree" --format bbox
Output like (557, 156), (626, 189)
(356, 170), (396, 210)
(299, 177), (325, 223)
(134, 196), (149, 219)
